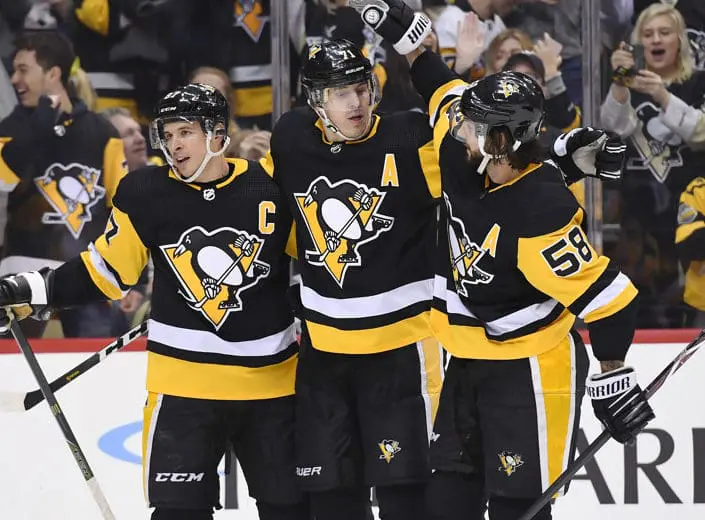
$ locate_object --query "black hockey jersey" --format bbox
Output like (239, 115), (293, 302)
(624, 71), (705, 195)
(55, 159), (297, 400)
(261, 107), (440, 354)
(675, 176), (705, 311)
(0, 101), (126, 267)
(426, 77), (638, 360)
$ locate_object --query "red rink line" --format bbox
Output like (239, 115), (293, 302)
(0, 329), (701, 354)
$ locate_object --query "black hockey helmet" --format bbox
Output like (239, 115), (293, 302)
(301, 38), (373, 92)
(458, 71), (545, 145)
(152, 83), (229, 138)
(150, 83), (231, 182)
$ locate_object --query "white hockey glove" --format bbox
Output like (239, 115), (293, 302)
(587, 366), (655, 444)
(552, 127), (627, 185)
(349, 0), (432, 55)
(0, 269), (54, 333)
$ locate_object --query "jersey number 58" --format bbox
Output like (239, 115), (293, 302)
(540, 226), (593, 277)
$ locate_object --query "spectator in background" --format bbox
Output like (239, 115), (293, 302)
(433, 0), (511, 78)
(230, 0), (306, 130)
(634, 0), (705, 70)
(0, 31), (127, 337)
(483, 28), (532, 74)
(100, 107), (153, 333)
(675, 176), (705, 327)
(600, 3), (705, 327)
(188, 65), (273, 161)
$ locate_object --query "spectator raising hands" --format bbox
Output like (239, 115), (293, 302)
(533, 32), (563, 79)
(454, 12), (487, 75)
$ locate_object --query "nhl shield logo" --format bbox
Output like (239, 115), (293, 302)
(295, 176), (394, 287)
(35, 162), (106, 239)
(444, 194), (493, 296)
(161, 226), (271, 329)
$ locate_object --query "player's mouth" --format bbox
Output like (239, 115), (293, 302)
(174, 156), (191, 170)
(348, 113), (365, 126)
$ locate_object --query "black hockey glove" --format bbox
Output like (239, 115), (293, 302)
(552, 128), (627, 185)
(587, 366), (655, 444)
(349, 0), (432, 54)
(0, 269), (54, 333)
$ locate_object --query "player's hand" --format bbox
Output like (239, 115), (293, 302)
(587, 366), (655, 444)
(237, 130), (271, 161)
(120, 290), (144, 313)
(0, 270), (52, 307)
(552, 127), (626, 184)
(349, 0), (432, 55)
(0, 306), (34, 334)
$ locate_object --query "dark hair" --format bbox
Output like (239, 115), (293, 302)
(13, 31), (75, 86)
(485, 127), (545, 171)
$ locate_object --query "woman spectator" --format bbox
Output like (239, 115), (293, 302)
(600, 3), (705, 327)
(483, 28), (533, 75)
(188, 66), (271, 161)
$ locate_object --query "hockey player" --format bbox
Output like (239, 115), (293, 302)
(0, 84), (308, 520)
(260, 37), (444, 520)
(351, 1), (656, 519)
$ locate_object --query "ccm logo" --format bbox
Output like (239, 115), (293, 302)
(155, 472), (205, 482)
(296, 466), (322, 477)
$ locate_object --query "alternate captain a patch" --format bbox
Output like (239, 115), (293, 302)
(35, 162), (106, 238)
(295, 176), (394, 287)
(161, 226), (270, 329)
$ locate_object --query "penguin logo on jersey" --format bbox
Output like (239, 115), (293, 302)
(235, 0), (268, 42)
(498, 451), (524, 476)
(628, 101), (685, 182)
(295, 177), (394, 287)
(687, 28), (705, 70)
(161, 226), (270, 330)
(444, 194), (493, 296)
(35, 162), (106, 239)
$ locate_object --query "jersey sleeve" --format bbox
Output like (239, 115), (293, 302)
(79, 205), (149, 299)
(0, 137), (19, 192)
(517, 209), (638, 324)
(102, 137), (128, 206)
(418, 139), (441, 198)
(676, 177), (705, 262)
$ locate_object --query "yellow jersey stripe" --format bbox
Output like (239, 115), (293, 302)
(146, 351), (297, 400)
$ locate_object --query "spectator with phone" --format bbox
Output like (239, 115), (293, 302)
(600, 3), (705, 327)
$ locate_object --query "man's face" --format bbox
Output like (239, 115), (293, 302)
(321, 81), (373, 140)
(162, 120), (208, 179)
(110, 114), (148, 171)
(11, 50), (53, 107)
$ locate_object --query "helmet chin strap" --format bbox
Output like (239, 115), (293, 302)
(162, 131), (231, 183)
(476, 135), (522, 174)
(315, 107), (373, 142)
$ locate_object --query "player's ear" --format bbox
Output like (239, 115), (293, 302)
(213, 122), (227, 149)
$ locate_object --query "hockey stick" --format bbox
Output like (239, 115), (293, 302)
(519, 328), (705, 520)
(9, 318), (116, 519)
(305, 205), (365, 264)
(0, 320), (148, 413)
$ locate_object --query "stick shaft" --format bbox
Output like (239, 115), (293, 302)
(11, 320), (115, 519)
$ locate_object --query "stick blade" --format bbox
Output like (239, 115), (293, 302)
(0, 391), (29, 412)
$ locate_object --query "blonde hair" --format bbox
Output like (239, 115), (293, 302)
(187, 66), (237, 120)
(631, 3), (693, 83)
(484, 29), (533, 74)
(68, 64), (98, 111)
